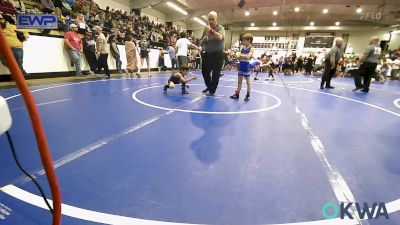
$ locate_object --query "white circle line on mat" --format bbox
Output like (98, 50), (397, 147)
(2, 79), (399, 225)
(1, 185), (399, 225)
(394, 98), (400, 109)
(132, 84), (282, 114)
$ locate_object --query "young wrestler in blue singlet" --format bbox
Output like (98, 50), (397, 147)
(230, 33), (254, 101)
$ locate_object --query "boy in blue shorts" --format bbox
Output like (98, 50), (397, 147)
(230, 33), (254, 101)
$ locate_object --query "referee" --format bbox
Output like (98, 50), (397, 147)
(320, 38), (344, 89)
(353, 36), (382, 92)
(201, 11), (225, 96)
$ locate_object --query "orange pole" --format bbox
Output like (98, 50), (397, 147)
(0, 28), (61, 225)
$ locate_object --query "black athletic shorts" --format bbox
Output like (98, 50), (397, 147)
(168, 74), (181, 84)
(140, 50), (149, 58)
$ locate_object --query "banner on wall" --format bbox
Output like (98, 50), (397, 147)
(304, 32), (335, 48)
(17, 14), (58, 29)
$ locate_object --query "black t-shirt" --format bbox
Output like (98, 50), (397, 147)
(82, 36), (96, 53)
(139, 41), (149, 52)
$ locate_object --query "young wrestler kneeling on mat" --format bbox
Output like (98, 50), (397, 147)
(163, 65), (197, 94)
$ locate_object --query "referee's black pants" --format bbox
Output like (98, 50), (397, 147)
(201, 51), (224, 94)
(354, 62), (377, 91)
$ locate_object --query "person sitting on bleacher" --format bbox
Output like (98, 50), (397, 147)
(94, 10), (105, 27)
(13, 0), (25, 13)
(41, 0), (55, 14)
(150, 28), (161, 42)
(81, 2), (91, 15)
(53, 7), (68, 32)
(54, 0), (72, 16)
(86, 15), (97, 28)
(88, 0), (100, 16)
(75, 13), (89, 34)
(0, 0), (17, 15)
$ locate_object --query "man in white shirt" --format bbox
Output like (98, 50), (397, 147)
(94, 26), (110, 78)
(175, 31), (201, 69)
(389, 56), (400, 80)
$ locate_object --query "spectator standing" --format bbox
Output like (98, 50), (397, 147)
(389, 55), (400, 80)
(1, 14), (29, 76)
(166, 44), (177, 69)
(82, 29), (96, 75)
(158, 48), (166, 72)
(175, 31), (201, 69)
(64, 24), (83, 76)
(125, 34), (139, 78)
(94, 26), (110, 78)
(109, 35), (123, 74)
(138, 35), (151, 77)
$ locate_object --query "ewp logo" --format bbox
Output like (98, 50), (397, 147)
(17, 14), (58, 29)
(322, 202), (389, 220)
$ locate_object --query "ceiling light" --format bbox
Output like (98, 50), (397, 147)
(294, 7), (300, 12)
(310, 21), (315, 26)
(166, 2), (188, 15)
(335, 21), (340, 26)
(272, 22), (277, 26)
(251, 23), (255, 27)
(322, 9), (328, 14)
(245, 11), (250, 16)
(356, 8), (363, 13)
(273, 10), (278, 15)
(193, 17), (206, 26)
